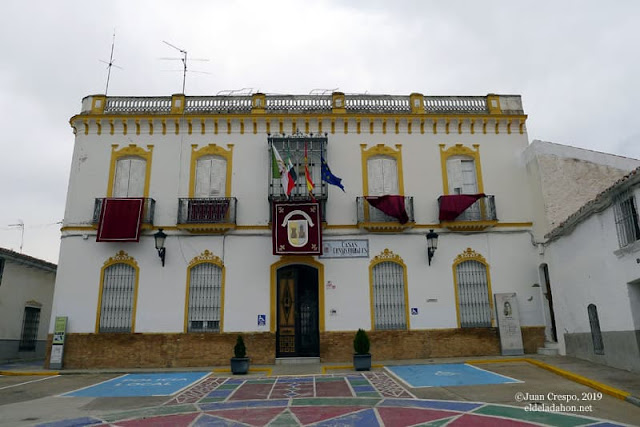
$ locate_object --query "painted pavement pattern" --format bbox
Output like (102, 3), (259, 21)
(37, 372), (628, 427)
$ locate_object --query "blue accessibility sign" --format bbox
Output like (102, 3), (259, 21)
(64, 372), (210, 397)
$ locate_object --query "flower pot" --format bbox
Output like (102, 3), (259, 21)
(230, 357), (250, 375)
(353, 353), (371, 371)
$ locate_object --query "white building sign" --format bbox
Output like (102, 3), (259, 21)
(494, 293), (524, 356)
(320, 240), (369, 258)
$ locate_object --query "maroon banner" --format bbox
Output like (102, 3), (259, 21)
(273, 202), (322, 255)
(439, 194), (485, 221)
(364, 195), (409, 224)
(97, 198), (144, 242)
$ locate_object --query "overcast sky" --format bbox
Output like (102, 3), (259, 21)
(1, 1), (639, 263)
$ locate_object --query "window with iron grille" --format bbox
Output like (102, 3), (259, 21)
(588, 304), (604, 355)
(613, 191), (640, 248)
(456, 260), (492, 327)
(187, 263), (222, 332)
(372, 261), (407, 330)
(19, 306), (40, 351)
(99, 263), (135, 333)
(269, 136), (328, 201)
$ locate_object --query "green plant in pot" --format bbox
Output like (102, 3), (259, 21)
(353, 328), (371, 371)
(230, 335), (250, 375)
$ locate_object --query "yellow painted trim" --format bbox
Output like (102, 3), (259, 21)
(493, 222), (533, 228)
(188, 143), (234, 198)
(61, 226), (98, 232)
(452, 248), (493, 328)
(270, 256), (325, 333)
(360, 143), (405, 197)
(441, 220), (498, 232)
(106, 144), (154, 198)
(369, 249), (410, 331)
(0, 371), (60, 376)
(95, 251), (140, 333)
(467, 358), (631, 401)
(234, 225), (271, 230)
(324, 224), (360, 230)
(184, 250), (226, 333)
(439, 143), (484, 196)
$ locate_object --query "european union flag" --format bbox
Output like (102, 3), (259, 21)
(321, 156), (345, 192)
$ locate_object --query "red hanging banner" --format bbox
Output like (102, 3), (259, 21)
(96, 198), (144, 242)
(273, 202), (322, 255)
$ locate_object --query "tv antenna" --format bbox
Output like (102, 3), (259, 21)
(161, 40), (209, 93)
(99, 30), (123, 95)
(8, 219), (24, 253)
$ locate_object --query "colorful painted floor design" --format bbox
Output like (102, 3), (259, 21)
(39, 373), (627, 427)
(386, 363), (520, 388)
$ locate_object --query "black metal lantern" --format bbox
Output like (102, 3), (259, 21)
(426, 229), (439, 265)
(154, 228), (167, 267)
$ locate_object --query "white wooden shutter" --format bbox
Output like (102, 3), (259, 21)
(195, 156), (227, 197)
(381, 157), (398, 195)
(368, 157), (384, 196)
(113, 157), (146, 197)
(461, 159), (478, 194)
(446, 158), (463, 195)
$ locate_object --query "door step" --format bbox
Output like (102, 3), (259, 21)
(537, 341), (560, 356)
(276, 357), (320, 365)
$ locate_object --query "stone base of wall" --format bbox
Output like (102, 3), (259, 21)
(564, 330), (640, 373)
(45, 326), (545, 369)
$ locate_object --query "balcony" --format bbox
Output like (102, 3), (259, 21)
(93, 198), (155, 226)
(356, 196), (415, 232)
(438, 195), (497, 231)
(177, 198), (237, 233)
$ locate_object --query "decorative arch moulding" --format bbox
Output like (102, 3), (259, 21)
(70, 115), (526, 136)
(453, 247), (488, 266)
(188, 249), (224, 267)
(371, 248), (405, 265)
(103, 250), (138, 268)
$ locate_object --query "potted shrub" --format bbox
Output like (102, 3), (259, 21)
(230, 335), (250, 375)
(353, 328), (371, 371)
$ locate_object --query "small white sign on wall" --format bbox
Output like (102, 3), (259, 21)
(320, 240), (369, 258)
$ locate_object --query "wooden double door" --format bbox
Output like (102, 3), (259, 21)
(276, 265), (319, 357)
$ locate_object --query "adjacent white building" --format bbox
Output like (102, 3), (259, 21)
(543, 168), (640, 372)
(0, 248), (56, 362)
(50, 92), (549, 368)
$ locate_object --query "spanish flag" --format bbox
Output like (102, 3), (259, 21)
(305, 142), (316, 201)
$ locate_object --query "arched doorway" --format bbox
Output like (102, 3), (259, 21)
(276, 264), (320, 357)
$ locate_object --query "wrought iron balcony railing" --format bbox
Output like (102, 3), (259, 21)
(438, 195), (497, 222)
(92, 198), (155, 224)
(178, 198), (237, 224)
(356, 196), (415, 225)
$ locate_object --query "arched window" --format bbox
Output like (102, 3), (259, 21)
(97, 251), (138, 333)
(439, 144), (484, 196)
(370, 249), (409, 330)
(185, 251), (225, 332)
(367, 155), (398, 196)
(106, 144), (153, 198)
(453, 248), (493, 328)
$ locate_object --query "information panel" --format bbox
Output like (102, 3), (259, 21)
(49, 316), (67, 369)
(494, 293), (524, 356)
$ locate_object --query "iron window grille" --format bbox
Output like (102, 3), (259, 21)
(188, 263), (222, 332)
(92, 198), (156, 224)
(613, 191), (640, 248)
(456, 260), (492, 328)
(372, 261), (407, 330)
(19, 307), (40, 351)
(99, 263), (135, 333)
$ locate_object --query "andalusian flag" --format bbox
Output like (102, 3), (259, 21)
(272, 145), (297, 197)
(304, 142), (316, 201)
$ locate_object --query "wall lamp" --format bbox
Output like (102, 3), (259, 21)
(426, 229), (439, 265)
(154, 228), (167, 267)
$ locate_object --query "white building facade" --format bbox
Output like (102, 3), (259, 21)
(0, 248), (56, 362)
(544, 169), (640, 372)
(50, 92), (547, 368)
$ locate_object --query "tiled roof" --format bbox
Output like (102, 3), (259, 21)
(545, 166), (640, 241)
(0, 247), (57, 272)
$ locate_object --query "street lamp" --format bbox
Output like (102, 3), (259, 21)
(426, 229), (439, 265)
(154, 229), (167, 267)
